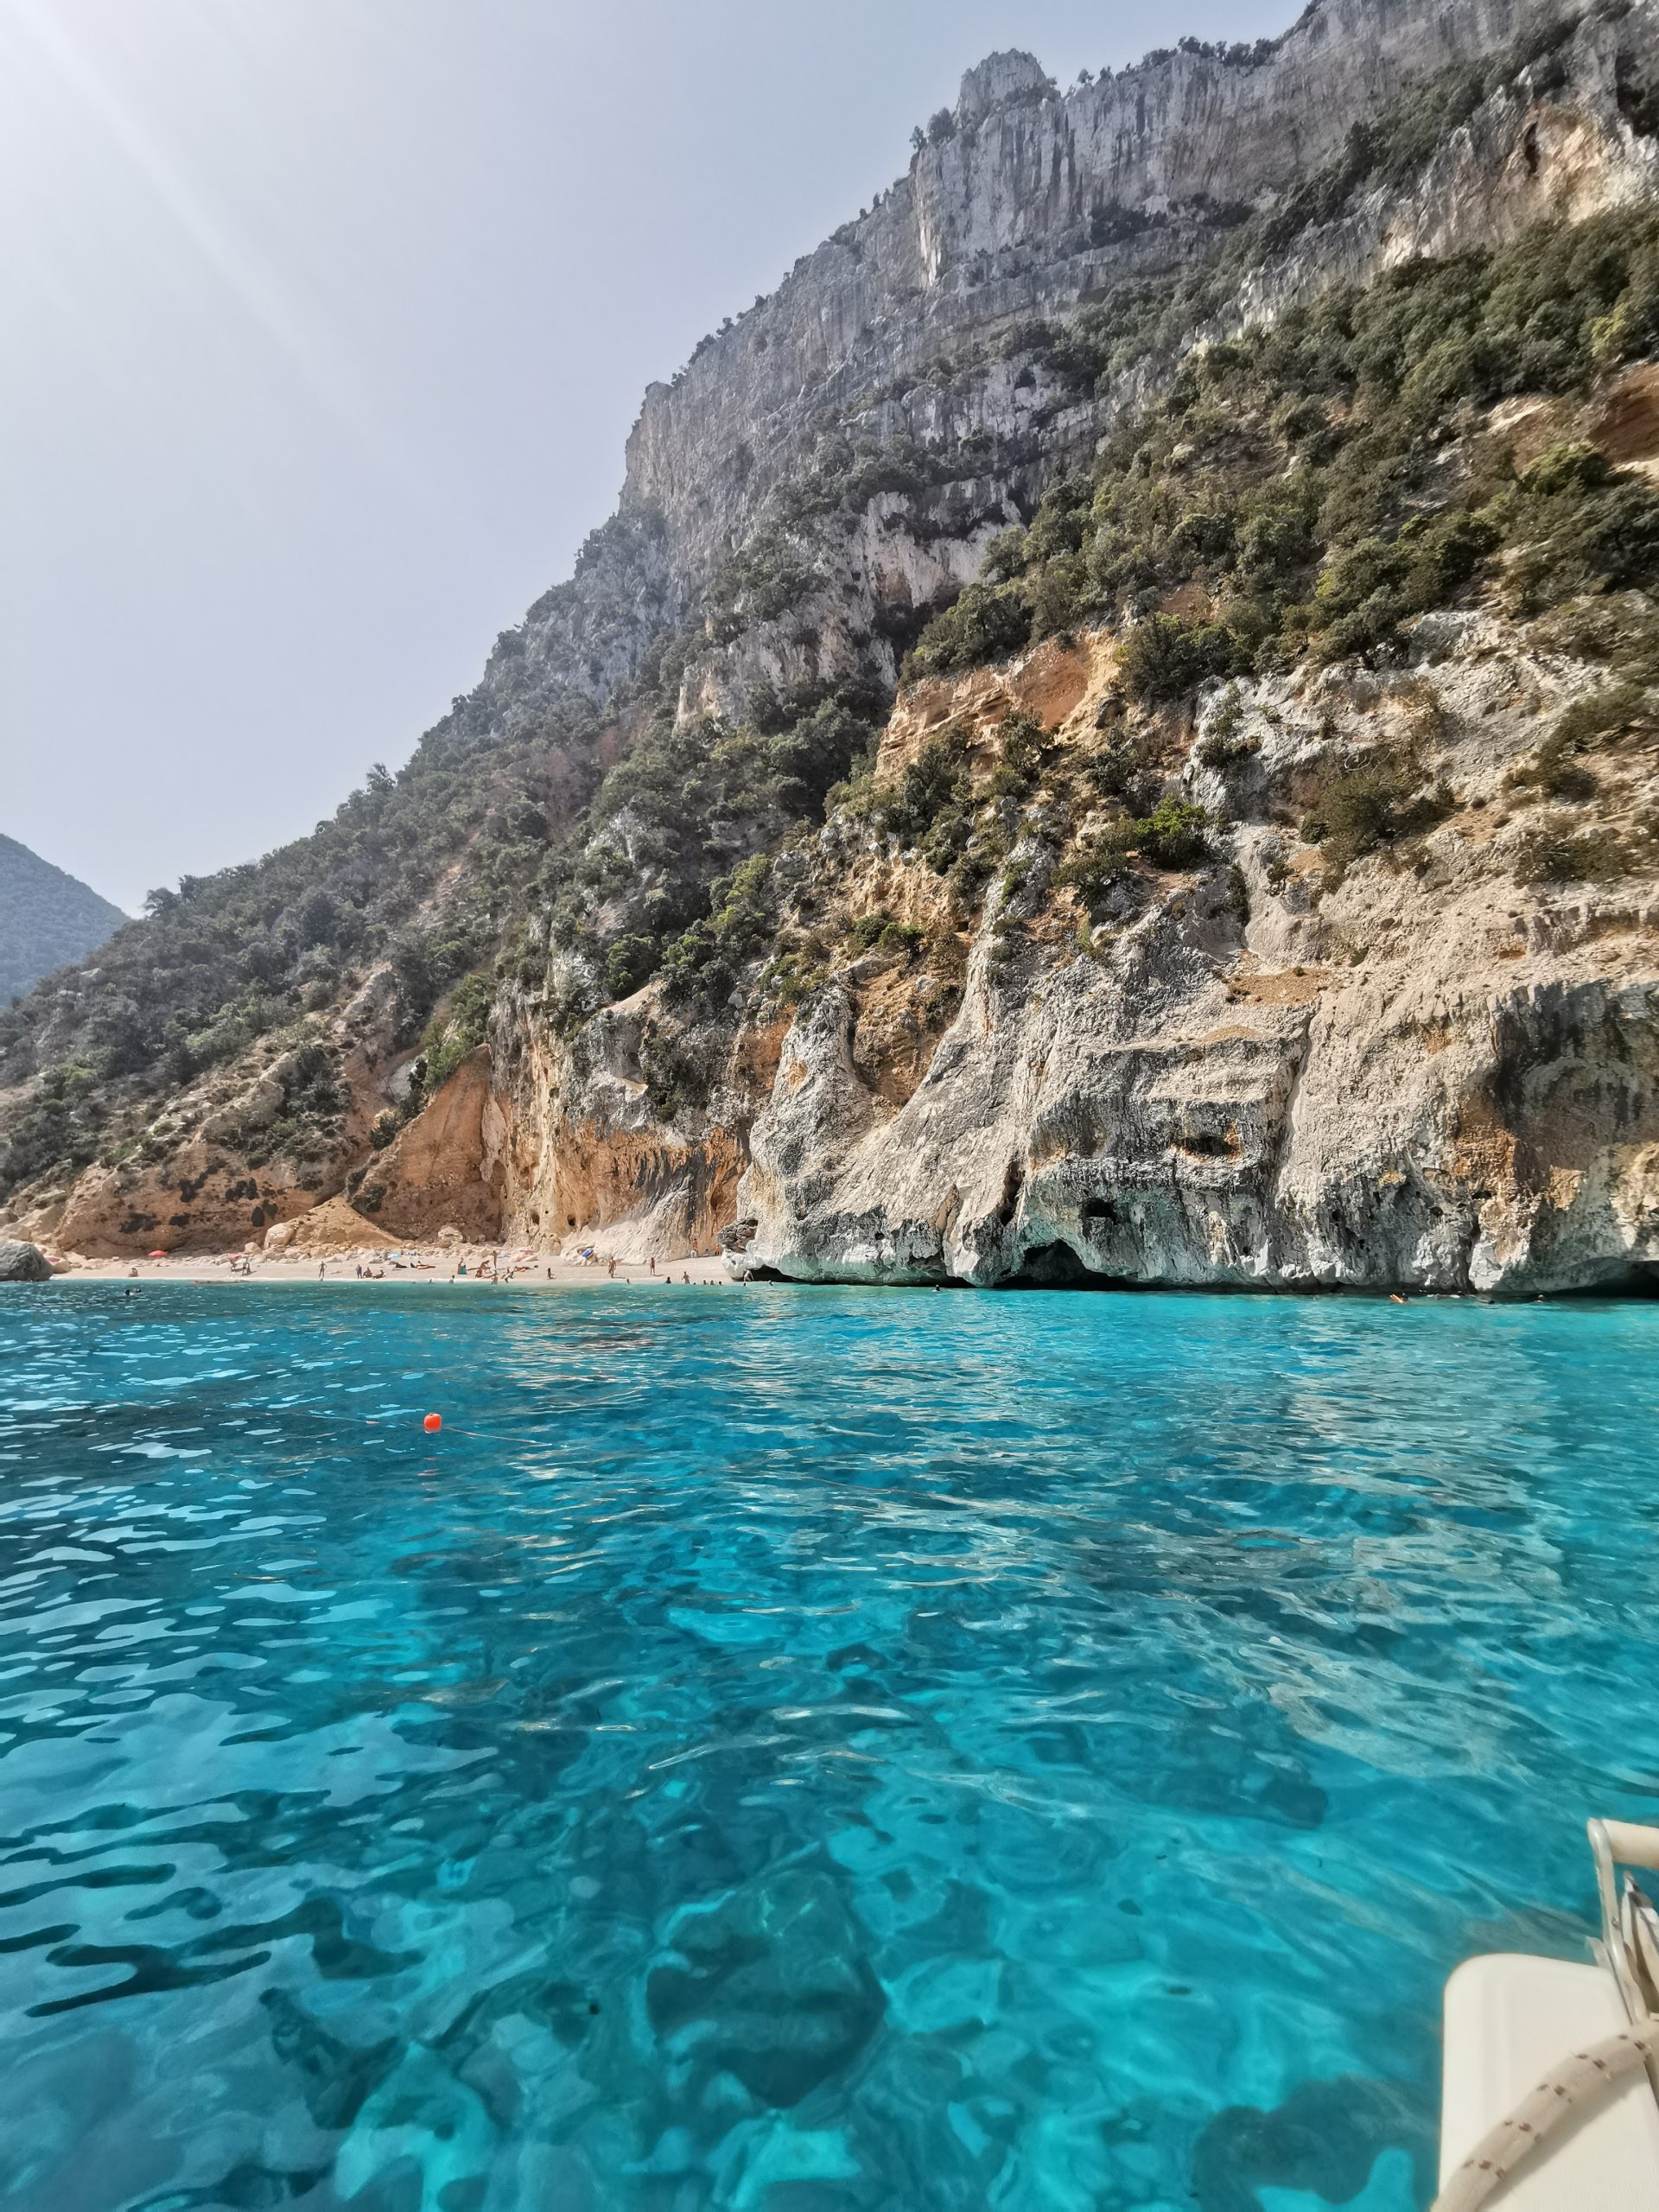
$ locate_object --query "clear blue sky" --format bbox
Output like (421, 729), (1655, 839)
(0, 0), (1289, 912)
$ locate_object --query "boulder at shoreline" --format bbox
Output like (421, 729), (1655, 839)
(0, 1239), (51, 1282)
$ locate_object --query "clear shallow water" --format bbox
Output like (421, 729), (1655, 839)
(1, 1286), (1656, 2212)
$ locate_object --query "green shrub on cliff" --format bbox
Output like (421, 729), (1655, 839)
(1135, 798), (1211, 868)
(604, 934), (661, 1001)
(1056, 798), (1210, 914)
(1513, 815), (1635, 885)
(661, 854), (777, 1007)
(1501, 442), (1659, 612)
(906, 583), (1033, 677)
(872, 737), (973, 848)
(909, 200), (1659, 697)
(391, 972), (496, 1127)
(1301, 757), (1453, 884)
(1120, 615), (1243, 702)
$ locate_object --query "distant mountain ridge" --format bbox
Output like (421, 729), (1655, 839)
(0, 836), (125, 1006)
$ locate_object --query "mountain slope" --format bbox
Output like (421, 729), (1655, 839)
(4, 0), (1659, 1289)
(0, 836), (125, 1007)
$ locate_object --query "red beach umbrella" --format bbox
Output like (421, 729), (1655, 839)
(147, 1249), (169, 1259)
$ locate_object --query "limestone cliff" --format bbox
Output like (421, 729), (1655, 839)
(413, 0), (1659, 726)
(624, 0), (1598, 579)
(731, 617), (1659, 1294)
(6, 0), (1659, 1298)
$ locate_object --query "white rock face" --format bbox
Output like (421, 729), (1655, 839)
(741, 925), (1659, 1294)
(461, 0), (1659, 742)
(621, 2), (1648, 575)
(732, 626), (1659, 1295)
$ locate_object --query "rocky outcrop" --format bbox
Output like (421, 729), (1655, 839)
(448, 0), (1659, 741)
(0, 1237), (50, 1282)
(351, 1048), (505, 1243)
(622, 0), (1655, 580)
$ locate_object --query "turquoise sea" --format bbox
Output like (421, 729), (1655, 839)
(1, 1283), (1656, 2212)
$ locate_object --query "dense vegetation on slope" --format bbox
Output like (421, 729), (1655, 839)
(910, 207), (1659, 690)
(0, 609), (886, 1198)
(0, 836), (125, 1007)
(649, 210), (1659, 1109)
(562, 82), (1659, 1048)
(0, 676), (638, 1191)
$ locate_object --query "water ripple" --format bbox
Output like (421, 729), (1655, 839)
(0, 1284), (1656, 2210)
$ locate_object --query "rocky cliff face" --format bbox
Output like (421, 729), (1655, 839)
(6, 0), (1659, 1294)
(731, 619), (1659, 1294)
(622, 0), (1604, 575)
(469, 0), (1659, 724)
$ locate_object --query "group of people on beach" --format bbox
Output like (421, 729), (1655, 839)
(307, 1249), (712, 1284)
(111, 1241), (721, 1284)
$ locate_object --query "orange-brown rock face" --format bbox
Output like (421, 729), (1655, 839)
(350, 1049), (505, 1242)
(878, 635), (1108, 783)
(524, 1121), (745, 1260)
(50, 1149), (325, 1258)
(487, 998), (776, 1262)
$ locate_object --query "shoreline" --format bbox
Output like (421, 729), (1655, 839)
(12, 1240), (1655, 1300)
(20, 1263), (1658, 1303)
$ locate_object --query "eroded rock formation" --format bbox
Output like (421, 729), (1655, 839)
(729, 624), (1659, 1293)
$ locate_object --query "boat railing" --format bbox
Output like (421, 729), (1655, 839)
(1587, 1817), (1659, 2033)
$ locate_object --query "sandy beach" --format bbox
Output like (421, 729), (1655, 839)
(51, 1246), (734, 1287)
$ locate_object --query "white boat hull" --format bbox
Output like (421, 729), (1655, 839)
(1440, 1954), (1659, 2208)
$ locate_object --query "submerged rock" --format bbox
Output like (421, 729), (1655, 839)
(646, 1864), (886, 2107)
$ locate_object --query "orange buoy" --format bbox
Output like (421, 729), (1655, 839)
(423, 1413), (442, 1433)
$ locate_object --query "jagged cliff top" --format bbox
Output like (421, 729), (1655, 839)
(623, 0), (1582, 575)
(954, 50), (1055, 120)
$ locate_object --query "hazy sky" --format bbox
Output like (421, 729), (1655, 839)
(1, 0), (1289, 913)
